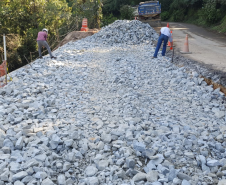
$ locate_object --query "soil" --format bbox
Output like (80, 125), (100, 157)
(56, 29), (99, 49)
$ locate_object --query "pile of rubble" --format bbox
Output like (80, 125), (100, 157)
(87, 20), (159, 45)
(0, 20), (225, 185)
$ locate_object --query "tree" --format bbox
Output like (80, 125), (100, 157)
(0, 0), (71, 72)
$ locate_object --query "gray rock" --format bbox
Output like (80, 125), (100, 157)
(182, 179), (191, 185)
(168, 168), (177, 181)
(177, 172), (192, 181)
(41, 178), (54, 185)
(218, 179), (226, 185)
(0, 154), (10, 160)
(133, 142), (146, 152)
(85, 166), (98, 177)
(146, 170), (158, 182)
(96, 160), (109, 171)
(132, 172), (147, 182)
(87, 177), (99, 185)
(63, 162), (71, 171)
(57, 174), (66, 185)
(126, 158), (135, 169)
(149, 154), (164, 166)
(101, 133), (111, 143)
(15, 136), (23, 150)
(12, 171), (28, 182)
(207, 160), (220, 167)
(115, 169), (127, 179)
(0, 169), (9, 181)
(34, 172), (47, 179)
(14, 181), (25, 185)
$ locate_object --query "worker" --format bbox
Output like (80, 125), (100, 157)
(37, 28), (56, 59)
(152, 26), (173, 58)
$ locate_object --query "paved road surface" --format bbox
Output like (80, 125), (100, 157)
(154, 22), (226, 73)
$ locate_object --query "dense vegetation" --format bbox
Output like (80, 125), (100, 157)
(160, 0), (226, 32)
(0, 0), (102, 72)
(103, 0), (226, 32)
(1, 0), (226, 73)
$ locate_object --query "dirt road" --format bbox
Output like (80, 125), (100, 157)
(154, 22), (226, 73)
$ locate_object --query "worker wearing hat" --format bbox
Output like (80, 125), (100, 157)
(152, 26), (173, 59)
(37, 28), (56, 59)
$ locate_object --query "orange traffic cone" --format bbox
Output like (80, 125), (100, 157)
(167, 23), (169, 28)
(180, 34), (192, 54)
(81, 18), (89, 32)
(168, 31), (173, 48)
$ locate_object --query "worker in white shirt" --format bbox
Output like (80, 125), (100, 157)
(152, 27), (173, 58)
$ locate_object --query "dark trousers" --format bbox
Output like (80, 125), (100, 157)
(154, 34), (169, 57)
(37, 40), (53, 57)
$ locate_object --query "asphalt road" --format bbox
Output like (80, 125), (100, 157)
(154, 22), (226, 73)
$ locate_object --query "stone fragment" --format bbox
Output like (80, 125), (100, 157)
(126, 158), (135, 169)
(15, 136), (23, 150)
(133, 142), (146, 152)
(177, 173), (192, 181)
(0, 170), (9, 181)
(115, 169), (127, 179)
(57, 174), (66, 185)
(87, 177), (99, 185)
(132, 172), (147, 182)
(207, 160), (220, 167)
(85, 166), (98, 177)
(14, 181), (25, 185)
(182, 179), (191, 185)
(34, 172), (47, 179)
(101, 133), (111, 143)
(146, 170), (158, 182)
(41, 178), (54, 185)
(218, 179), (226, 185)
(12, 171), (28, 182)
(96, 160), (109, 171)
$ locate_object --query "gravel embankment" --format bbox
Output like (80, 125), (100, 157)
(0, 20), (225, 185)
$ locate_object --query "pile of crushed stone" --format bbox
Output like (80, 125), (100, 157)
(86, 20), (159, 45)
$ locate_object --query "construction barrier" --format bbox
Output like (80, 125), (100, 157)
(81, 18), (89, 32)
(180, 34), (192, 54)
(0, 61), (6, 77)
(0, 61), (7, 88)
(168, 30), (173, 49)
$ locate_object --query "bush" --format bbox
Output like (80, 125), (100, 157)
(171, 9), (185, 22)
(120, 5), (135, 20)
(101, 13), (118, 27)
(161, 11), (170, 21)
(202, 0), (222, 24)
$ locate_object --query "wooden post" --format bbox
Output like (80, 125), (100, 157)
(3, 34), (7, 85)
(30, 52), (32, 63)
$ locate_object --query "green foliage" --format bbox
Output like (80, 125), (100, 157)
(159, 0), (174, 12)
(0, 0), (104, 72)
(101, 13), (118, 27)
(0, 0), (72, 72)
(161, 0), (226, 30)
(161, 11), (170, 21)
(120, 5), (135, 20)
(172, 10), (186, 22)
(212, 15), (226, 33)
(202, 0), (222, 24)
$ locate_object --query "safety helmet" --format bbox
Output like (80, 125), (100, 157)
(42, 28), (48, 33)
